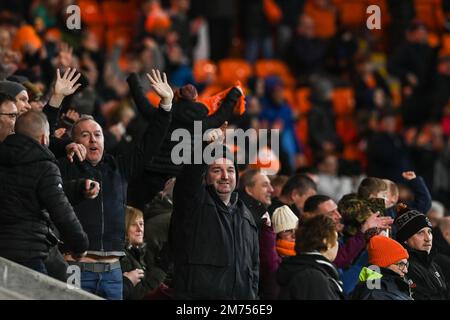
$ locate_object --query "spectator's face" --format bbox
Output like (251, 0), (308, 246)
(406, 227), (433, 253)
(388, 258), (408, 277)
(318, 200), (344, 233)
(207, 158), (236, 195)
(318, 155), (338, 175)
(0, 101), (17, 142)
(73, 120), (104, 165)
(298, 15), (315, 38)
(324, 231), (339, 262)
(427, 210), (443, 228)
(278, 229), (295, 242)
(246, 173), (274, 206)
(15, 90), (31, 115)
(380, 116), (396, 133)
(292, 188), (317, 212)
(128, 216), (144, 246)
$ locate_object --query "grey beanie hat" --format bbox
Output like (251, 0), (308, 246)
(0, 80), (26, 97)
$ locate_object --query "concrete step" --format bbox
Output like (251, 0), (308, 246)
(0, 257), (103, 300)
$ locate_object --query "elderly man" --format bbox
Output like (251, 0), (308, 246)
(170, 113), (259, 299)
(0, 93), (17, 142)
(57, 69), (172, 300)
(0, 111), (89, 274)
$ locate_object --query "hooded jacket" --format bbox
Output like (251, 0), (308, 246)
(170, 145), (259, 299)
(405, 246), (448, 300)
(352, 267), (412, 300)
(0, 133), (88, 263)
(277, 252), (344, 300)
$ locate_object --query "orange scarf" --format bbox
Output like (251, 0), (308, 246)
(198, 81), (246, 116)
(276, 239), (296, 257)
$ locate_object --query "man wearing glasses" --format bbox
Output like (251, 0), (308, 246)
(0, 93), (17, 143)
(352, 235), (412, 300)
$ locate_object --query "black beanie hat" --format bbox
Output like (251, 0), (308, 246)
(395, 209), (432, 243)
(0, 80), (26, 97)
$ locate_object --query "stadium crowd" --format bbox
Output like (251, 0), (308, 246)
(0, 0), (450, 300)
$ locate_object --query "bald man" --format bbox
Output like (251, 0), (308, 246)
(433, 216), (450, 296)
(0, 110), (89, 274)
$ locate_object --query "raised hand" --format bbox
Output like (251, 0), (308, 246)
(402, 171), (416, 181)
(146, 69), (174, 107)
(205, 121), (228, 143)
(55, 68), (82, 97)
(83, 179), (100, 199)
(66, 142), (87, 163)
(361, 211), (394, 233)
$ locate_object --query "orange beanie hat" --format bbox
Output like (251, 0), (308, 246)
(368, 235), (409, 268)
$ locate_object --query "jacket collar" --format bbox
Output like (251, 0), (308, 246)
(405, 245), (434, 266)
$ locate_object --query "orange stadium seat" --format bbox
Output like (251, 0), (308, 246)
(295, 88), (312, 114)
(414, 0), (446, 32)
(305, 0), (337, 39)
(254, 59), (296, 87)
(332, 0), (366, 29)
(217, 59), (253, 87)
(106, 27), (133, 51)
(193, 60), (218, 84)
(332, 88), (355, 115)
(336, 116), (358, 144)
(78, 0), (103, 26)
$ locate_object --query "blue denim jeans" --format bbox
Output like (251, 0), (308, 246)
(80, 268), (123, 300)
(22, 259), (48, 275)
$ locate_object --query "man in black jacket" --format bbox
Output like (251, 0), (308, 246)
(0, 111), (89, 274)
(58, 69), (172, 300)
(433, 217), (450, 293)
(395, 208), (448, 299)
(0, 93), (17, 143)
(170, 119), (260, 299)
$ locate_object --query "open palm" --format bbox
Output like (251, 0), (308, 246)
(55, 68), (81, 96)
(146, 69), (173, 105)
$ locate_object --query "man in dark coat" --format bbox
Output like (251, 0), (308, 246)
(0, 111), (89, 274)
(126, 73), (241, 210)
(352, 235), (412, 300)
(432, 217), (450, 293)
(395, 209), (448, 299)
(58, 70), (172, 300)
(367, 109), (411, 183)
(0, 93), (17, 143)
(169, 119), (260, 299)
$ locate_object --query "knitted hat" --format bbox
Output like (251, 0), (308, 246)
(272, 205), (299, 234)
(0, 80), (26, 97)
(175, 84), (198, 101)
(395, 209), (432, 243)
(368, 235), (409, 268)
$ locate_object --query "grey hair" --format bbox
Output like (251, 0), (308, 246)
(69, 114), (96, 138)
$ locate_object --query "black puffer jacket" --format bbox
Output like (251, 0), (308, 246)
(127, 73), (241, 176)
(0, 134), (88, 263)
(170, 150), (259, 300)
(406, 246), (448, 300)
(352, 267), (412, 300)
(277, 253), (344, 300)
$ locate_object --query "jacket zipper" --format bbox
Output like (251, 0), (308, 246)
(99, 171), (104, 252)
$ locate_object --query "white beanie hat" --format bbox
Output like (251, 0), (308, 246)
(272, 205), (299, 234)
